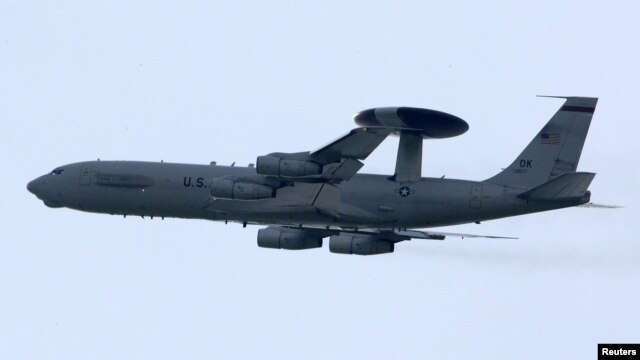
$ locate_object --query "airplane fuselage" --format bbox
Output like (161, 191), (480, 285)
(26, 97), (599, 255)
(27, 160), (587, 229)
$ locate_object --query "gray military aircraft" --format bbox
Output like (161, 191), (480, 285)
(28, 96), (600, 255)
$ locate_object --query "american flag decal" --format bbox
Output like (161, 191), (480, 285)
(540, 133), (560, 145)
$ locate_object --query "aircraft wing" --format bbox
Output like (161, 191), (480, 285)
(257, 127), (393, 183)
(309, 127), (393, 163)
(391, 229), (518, 241)
(283, 225), (517, 242)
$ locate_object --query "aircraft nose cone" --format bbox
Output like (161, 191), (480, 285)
(27, 179), (37, 194)
(27, 178), (43, 196)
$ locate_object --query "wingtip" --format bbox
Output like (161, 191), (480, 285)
(536, 95), (568, 99)
(578, 202), (624, 209)
(536, 95), (599, 101)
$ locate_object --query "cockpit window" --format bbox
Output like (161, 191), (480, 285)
(50, 168), (64, 175)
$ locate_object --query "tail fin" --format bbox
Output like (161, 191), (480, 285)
(484, 96), (598, 189)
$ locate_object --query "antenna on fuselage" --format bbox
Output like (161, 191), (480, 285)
(395, 131), (423, 182)
(353, 107), (469, 182)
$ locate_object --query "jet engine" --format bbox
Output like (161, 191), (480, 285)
(256, 155), (322, 177)
(257, 227), (323, 250)
(210, 178), (275, 200)
(329, 234), (394, 255)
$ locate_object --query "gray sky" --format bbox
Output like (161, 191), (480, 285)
(2, 1), (639, 359)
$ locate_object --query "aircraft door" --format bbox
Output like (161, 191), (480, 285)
(79, 164), (92, 185)
(469, 184), (483, 209)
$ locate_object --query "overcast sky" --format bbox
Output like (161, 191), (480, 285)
(2, 1), (639, 359)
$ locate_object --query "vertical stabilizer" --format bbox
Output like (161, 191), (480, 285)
(484, 96), (597, 189)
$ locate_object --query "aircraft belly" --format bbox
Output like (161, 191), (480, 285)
(70, 183), (202, 218)
(205, 200), (329, 224)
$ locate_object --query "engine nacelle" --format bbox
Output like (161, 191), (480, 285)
(329, 234), (394, 255)
(257, 227), (323, 250)
(210, 178), (275, 200)
(256, 155), (322, 177)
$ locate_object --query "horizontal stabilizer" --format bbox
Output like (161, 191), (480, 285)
(518, 172), (595, 202)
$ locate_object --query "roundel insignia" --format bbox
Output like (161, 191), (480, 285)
(395, 186), (414, 197)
